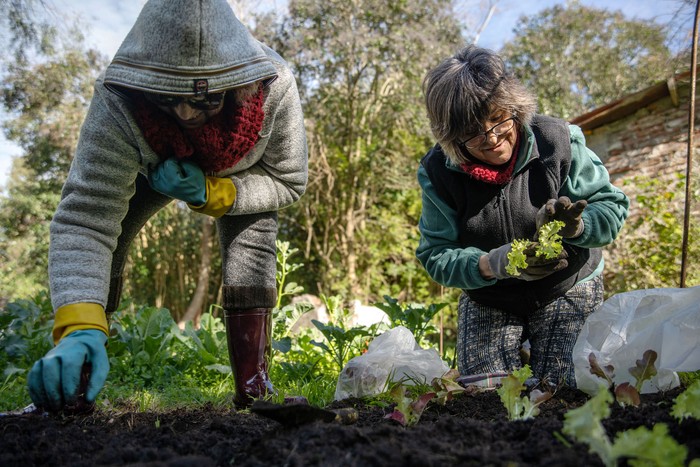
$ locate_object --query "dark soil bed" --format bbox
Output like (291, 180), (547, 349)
(2, 386), (698, 466)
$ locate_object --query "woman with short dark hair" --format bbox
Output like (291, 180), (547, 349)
(417, 45), (629, 386)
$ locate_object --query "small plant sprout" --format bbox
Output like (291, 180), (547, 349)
(497, 365), (553, 421)
(629, 349), (658, 393)
(671, 379), (700, 421)
(384, 381), (436, 427)
(431, 369), (467, 405)
(587, 350), (658, 407)
(506, 220), (565, 276)
(562, 384), (688, 467)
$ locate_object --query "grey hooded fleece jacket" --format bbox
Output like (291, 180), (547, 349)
(48, 0), (308, 311)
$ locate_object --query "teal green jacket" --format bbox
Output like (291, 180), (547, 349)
(416, 123), (629, 290)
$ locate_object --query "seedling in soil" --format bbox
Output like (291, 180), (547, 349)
(671, 379), (700, 421)
(588, 349), (658, 407)
(506, 220), (565, 276)
(497, 365), (552, 421)
(562, 385), (688, 467)
(383, 382), (435, 427)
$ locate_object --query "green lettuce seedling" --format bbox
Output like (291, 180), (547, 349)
(562, 384), (688, 467)
(497, 365), (552, 421)
(506, 220), (565, 276)
(671, 379), (700, 421)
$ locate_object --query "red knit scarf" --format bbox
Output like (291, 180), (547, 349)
(134, 85), (265, 174)
(459, 133), (521, 185)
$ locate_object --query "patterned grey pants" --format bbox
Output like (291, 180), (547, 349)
(456, 275), (604, 386)
(107, 174), (278, 312)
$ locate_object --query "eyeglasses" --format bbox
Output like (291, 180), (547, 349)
(459, 116), (516, 149)
(144, 91), (226, 111)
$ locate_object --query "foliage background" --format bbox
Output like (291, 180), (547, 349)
(0, 0), (697, 354)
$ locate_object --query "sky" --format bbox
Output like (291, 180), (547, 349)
(0, 0), (693, 189)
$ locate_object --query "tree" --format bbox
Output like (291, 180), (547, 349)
(501, 0), (674, 119)
(259, 0), (464, 301)
(0, 2), (107, 300)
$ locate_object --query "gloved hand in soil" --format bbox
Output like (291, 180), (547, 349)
(536, 196), (587, 238)
(28, 329), (109, 412)
(484, 242), (569, 281)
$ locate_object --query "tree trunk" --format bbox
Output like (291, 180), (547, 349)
(178, 215), (213, 329)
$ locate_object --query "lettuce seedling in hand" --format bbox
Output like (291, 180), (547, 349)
(506, 220), (565, 276)
(536, 220), (565, 259)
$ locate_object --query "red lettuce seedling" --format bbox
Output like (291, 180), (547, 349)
(384, 383), (436, 427)
(587, 350), (658, 407)
(671, 379), (700, 421)
(497, 365), (552, 421)
(588, 352), (615, 386)
(628, 349), (658, 393)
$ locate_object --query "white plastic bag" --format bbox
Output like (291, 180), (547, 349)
(334, 326), (449, 400)
(573, 286), (700, 395)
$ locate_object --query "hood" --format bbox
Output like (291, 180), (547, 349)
(103, 0), (277, 96)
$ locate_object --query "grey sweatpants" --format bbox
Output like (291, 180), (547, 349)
(106, 174), (278, 312)
(456, 276), (604, 386)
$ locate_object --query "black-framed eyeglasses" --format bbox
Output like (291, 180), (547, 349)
(459, 116), (516, 149)
(144, 91), (226, 111)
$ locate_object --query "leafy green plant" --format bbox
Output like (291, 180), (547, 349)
(562, 385), (688, 467)
(671, 379), (700, 421)
(0, 291), (54, 381)
(175, 310), (230, 374)
(311, 322), (371, 375)
(588, 350), (658, 407)
(496, 365), (552, 420)
(108, 306), (183, 385)
(373, 295), (446, 344)
(506, 220), (565, 276)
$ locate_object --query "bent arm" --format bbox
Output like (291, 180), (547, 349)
(415, 166), (496, 290)
(560, 125), (629, 248)
(229, 73), (308, 215)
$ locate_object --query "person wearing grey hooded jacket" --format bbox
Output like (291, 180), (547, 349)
(27, 0), (308, 410)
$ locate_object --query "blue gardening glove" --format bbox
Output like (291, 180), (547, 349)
(149, 158), (207, 206)
(536, 196), (587, 238)
(28, 329), (109, 412)
(486, 242), (568, 281)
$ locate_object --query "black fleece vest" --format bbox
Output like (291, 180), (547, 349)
(420, 115), (601, 314)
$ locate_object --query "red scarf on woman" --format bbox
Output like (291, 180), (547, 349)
(134, 85), (265, 174)
(459, 133), (521, 185)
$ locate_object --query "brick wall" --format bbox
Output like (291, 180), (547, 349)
(579, 82), (700, 217)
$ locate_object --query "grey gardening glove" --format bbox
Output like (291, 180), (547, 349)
(486, 242), (569, 281)
(536, 196), (587, 238)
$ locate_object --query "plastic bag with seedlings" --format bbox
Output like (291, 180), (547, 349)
(334, 326), (449, 400)
(573, 285), (700, 395)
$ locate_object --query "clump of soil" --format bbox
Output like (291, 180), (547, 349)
(1, 386), (698, 466)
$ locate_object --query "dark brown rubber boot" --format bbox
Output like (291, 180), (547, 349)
(224, 308), (275, 407)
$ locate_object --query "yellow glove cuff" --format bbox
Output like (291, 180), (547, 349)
(188, 177), (236, 218)
(53, 303), (109, 345)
